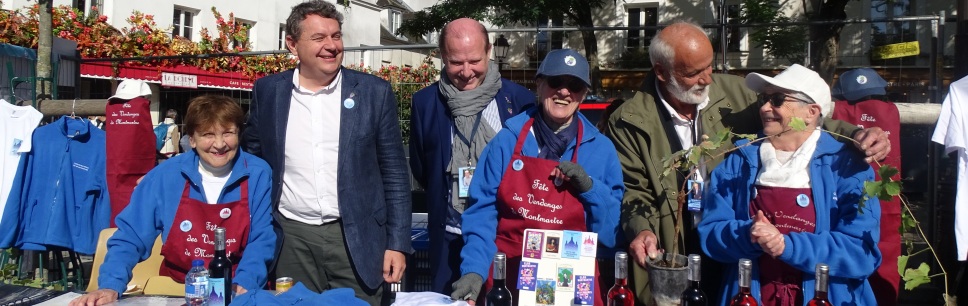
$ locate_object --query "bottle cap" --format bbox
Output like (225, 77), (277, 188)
(688, 254), (701, 264)
(739, 258), (752, 269)
(192, 259), (204, 267)
(494, 252), (506, 261)
(615, 251), (628, 260)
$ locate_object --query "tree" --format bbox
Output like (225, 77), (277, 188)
(807, 0), (851, 81)
(36, 0), (52, 99)
(398, 0), (609, 92)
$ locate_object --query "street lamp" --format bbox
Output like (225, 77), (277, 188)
(493, 34), (510, 71)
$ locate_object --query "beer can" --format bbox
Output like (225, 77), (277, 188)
(276, 277), (293, 293)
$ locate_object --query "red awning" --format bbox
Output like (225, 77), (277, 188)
(80, 61), (255, 91)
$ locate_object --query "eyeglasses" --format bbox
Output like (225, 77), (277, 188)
(757, 92), (812, 108)
(545, 76), (586, 93)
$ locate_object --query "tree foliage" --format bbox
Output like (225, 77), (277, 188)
(741, 0), (807, 64)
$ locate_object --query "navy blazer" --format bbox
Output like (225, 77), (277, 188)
(408, 79), (534, 239)
(242, 68), (413, 290)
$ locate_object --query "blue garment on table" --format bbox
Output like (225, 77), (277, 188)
(229, 283), (369, 306)
(0, 116), (110, 254)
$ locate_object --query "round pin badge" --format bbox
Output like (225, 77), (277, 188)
(564, 55), (577, 66)
(553, 177), (563, 187)
(512, 159), (524, 171)
(179, 220), (192, 232)
(796, 194), (810, 207)
(219, 208), (232, 219)
(344, 98), (355, 109)
(856, 75), (868, 85)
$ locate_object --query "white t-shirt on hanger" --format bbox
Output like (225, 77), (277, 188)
(0, 101), (43, 226)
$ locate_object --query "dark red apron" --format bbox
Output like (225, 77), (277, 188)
(832, 99), (901, 305)
(159, 179), (251, 282)
(105, 97), (156, 227)
(482, 118), (603, 306)
(749, 185), (817, 306)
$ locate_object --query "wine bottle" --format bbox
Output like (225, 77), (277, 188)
(680, 254), (707, 306)
(607, 251), (635, 306)
(807, 263), (831, 306)
(728, 258), (758, 306)
(208, 227), (233, 306)
(485, 252), (513, 306)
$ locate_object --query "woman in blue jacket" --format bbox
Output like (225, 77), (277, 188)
(698, 64), (880, 306)
(71, 95), (276, 305)
(449, 49), (624, 305)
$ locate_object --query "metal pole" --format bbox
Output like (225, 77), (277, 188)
(719, 0), (728, 73)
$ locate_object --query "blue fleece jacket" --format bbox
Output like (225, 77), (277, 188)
(697, 132), (881, 305)
(459, 109), (624, 279)
(98, 150), (276, 296)
(0, 116), (110, 254)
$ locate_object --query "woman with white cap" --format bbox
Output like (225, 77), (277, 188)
(697, 64), (881, 306)
(450, 49), (623, 305)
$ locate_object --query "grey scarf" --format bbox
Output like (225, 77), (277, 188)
(441, 61), (503, 173)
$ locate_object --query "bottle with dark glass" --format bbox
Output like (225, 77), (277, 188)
(208, 227), (233, 306)
(485, 252), (512, 306)
(607, 251), (635, 306)
(728, 258), (758, 306)
(680, 254), (707, 306)
(807, 263), (831, 306)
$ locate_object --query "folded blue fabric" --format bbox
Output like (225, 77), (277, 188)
(229, 282), (369, 306)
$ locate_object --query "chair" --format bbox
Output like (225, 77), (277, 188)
(86, 228), (165, 293)
(143, 276), (184, 296)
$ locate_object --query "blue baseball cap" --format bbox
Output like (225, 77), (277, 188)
(832, 68), (887, 102)
(537, 49), (591, 87)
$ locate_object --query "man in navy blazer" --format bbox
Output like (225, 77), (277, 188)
(408, 18), (534, 295)
(242, 1), (411, 305)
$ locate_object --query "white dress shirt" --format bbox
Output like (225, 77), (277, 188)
(279, 68), (343, 225)
(932, 76), (968, 261)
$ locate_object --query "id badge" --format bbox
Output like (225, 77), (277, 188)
(457, 166), (475, 198)
(686, 180), (703, 212)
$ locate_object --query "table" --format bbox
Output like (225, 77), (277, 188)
(0, 284), (184, 306)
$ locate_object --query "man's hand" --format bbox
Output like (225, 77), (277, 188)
(69, 289), (118, 306)
(383, 250), (407, 283)
(750, 210), (785, 257)
(628, 230), (662, 268)
(852, 127), (890, 163)
(234, 284), (248, 295)
(451, 273), (484, 304)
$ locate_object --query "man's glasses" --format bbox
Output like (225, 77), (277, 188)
(546, 76), (586, 93)
(757, 92), (812, 108)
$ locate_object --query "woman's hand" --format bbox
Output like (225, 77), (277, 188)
(750, 210), (785, 257)
(552, 161), (593, 193)
(68, 289), (119, 306)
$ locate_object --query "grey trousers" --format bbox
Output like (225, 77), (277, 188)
(275, 216), (383, 306)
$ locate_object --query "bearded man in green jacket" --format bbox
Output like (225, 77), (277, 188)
(601, 21), (891, 305)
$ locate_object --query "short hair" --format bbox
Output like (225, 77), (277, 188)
(438, 19), (490, 57)
(183, 95), (244, 136)
(165, 109), (178, 119)
(649, 21), (706, 70)
(286, 0), (343, 40)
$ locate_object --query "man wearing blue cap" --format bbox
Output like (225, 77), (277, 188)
(451, 49), (623, 305)
(831, 68), (902, 306)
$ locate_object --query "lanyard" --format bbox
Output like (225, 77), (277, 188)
(454, 113), (484, 165)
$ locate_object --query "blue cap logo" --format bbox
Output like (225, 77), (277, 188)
(564, 55), (576, 66)
(856, 75), (868, 85)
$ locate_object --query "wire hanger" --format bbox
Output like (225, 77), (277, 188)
(69, 98), (77, 119)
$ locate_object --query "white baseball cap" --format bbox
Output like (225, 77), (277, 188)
(109, 79), (152, 101)
(745, 64), (832, 117)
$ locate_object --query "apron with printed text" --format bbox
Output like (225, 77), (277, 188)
(749, 185), (817, 306)
(159, 179), (251, 282)
(482, 118), (603, 306)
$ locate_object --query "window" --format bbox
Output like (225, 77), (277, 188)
(388, 10), (402, 37)
(232, 19), (255, 49)
(72, 0), (102, 17)
(279, 24), (287, 50)
(626, 7), (657, 49)
(726, 4), (743, 52)
(172, 8), (195, 40)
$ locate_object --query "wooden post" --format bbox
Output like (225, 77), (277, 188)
(36, 99), (108, 117)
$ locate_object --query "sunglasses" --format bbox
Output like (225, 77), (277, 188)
(545, 76), (587, 93)
(757, 92), (812, 108)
